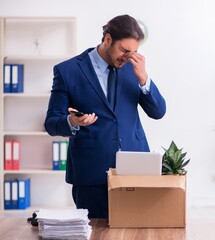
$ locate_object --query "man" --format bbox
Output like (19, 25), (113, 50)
(44, 14), (166, 218)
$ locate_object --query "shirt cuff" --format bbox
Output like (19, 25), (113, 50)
(67, 115), (80, 135)
(139, 77), (151, 94)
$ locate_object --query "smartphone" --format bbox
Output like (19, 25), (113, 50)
(70, 110), (84, 117)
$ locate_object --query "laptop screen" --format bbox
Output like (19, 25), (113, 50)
(115, 151), (162, 176)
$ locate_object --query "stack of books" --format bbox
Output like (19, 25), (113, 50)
(36, 208), (92, 240)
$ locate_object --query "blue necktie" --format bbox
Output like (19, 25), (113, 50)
(107, 65), (117, 110)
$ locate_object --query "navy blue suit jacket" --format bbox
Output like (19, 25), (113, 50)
(44, 48), (166, 186)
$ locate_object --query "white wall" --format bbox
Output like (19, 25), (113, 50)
(1, 0), (215, 207)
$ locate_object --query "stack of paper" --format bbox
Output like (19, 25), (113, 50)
(36, 209), (92, 240)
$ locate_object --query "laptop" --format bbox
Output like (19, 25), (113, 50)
(115, 151), (162, 176)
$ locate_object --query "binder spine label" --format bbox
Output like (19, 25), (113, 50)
(52, 141), (60, 170)
(3, 64), (11, 93)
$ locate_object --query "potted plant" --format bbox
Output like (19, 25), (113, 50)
(162, 141), (190, 175)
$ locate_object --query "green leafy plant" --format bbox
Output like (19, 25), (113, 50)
(162, 141), (190, 175)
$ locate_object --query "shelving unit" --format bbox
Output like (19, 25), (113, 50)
(0, 17), (76, 211)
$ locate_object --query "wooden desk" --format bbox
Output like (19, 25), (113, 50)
(0, 217), (186, 240)
(0, 217), (215, 240)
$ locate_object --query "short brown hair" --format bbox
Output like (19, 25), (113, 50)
(102, 15), (144, 43)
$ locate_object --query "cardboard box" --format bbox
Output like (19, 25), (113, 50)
(108, 169), (186, 228)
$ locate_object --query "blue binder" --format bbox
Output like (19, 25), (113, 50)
(3, 64), (11, 93)
(11, 181), (18, 209)
(18, 178), (31, 209)
(52, 141), (60, 170)
(11, 64), (24, 93)
(4, 180), (12, 209)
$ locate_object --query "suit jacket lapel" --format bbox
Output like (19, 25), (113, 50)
(77, 51), (111, 110)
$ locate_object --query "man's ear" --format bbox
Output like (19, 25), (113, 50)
(104, 33), (112, 46)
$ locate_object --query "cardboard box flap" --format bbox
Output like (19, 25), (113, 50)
(108, 168), (186, 190)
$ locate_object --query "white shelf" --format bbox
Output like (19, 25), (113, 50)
(0, 16), (76, 211)
(4, 17), (76, 58)
(3, 93), (50, 98)
(4, 55), (71, 61)
(4, 169), (66, 175)
(3, 131), (49, 136)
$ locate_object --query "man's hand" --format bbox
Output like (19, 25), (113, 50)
(125, 52), (148, 86)
(68, 108), (98, 127)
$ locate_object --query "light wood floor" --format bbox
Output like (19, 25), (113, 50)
(0, 207), (215, 240)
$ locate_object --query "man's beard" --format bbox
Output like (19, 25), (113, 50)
(105, 47), (127, 69)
